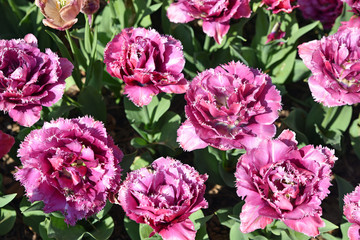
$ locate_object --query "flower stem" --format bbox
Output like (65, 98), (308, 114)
(65, 29), (83, 90)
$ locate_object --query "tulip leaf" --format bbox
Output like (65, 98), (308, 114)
(0, 193), (16, 208)
(156, 111), (181, 150)
(340, 222), (351, 240)
(335, 175), (355, 211)
(0, 206), (16, 236)
(78, 86), (107, 123)
(83, 215), (114, 240)
(44, 216), (86, 240)
(124, 216), (141, 240)
(189, 210), (211, 240)
(194, 148), (226, 185)
(319, 218), (339, 233)
(229, 222), (249, 240)
(349, 118), (360, 159)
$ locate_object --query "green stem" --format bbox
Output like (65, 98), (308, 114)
(204, 35), (210, 51)
(65, 30), (83, 90)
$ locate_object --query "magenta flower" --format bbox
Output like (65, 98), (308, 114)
(342, 0), (360, 14)
(266, 22), (286, 44)
(261, 0), (299, 14)
(298, 27), (360, 106)
(0, 130), (14, 158)
(104, 27), (188, 107)
(167, 0), (251, 44)
(14, 117), (123, 225)
(177, 61), (281, 151)
(117, 157), (208, 240)
(339, 15), (360, 31)
(298, 0), (343, 29)
(235, 130), (337, 237)
(0, 34), (72, 126)
(344, 185), (360, 240)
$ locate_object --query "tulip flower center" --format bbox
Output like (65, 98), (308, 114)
(57, 0), (70, 8)
(257, 161), (314, 212)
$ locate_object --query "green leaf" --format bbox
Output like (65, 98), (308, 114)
(20, 198), (46, 235)
(78, 86), (107, 122)
(271, 49), (297, 84)
(340, 222), (351, 240)
(292, 59), (311, 83)
(194, 148), (226, 185)
(139, 224), (155, 240)
(0, 193), (16, 208)
(0, 206), (16, 235)
(85, 215), (114, 240)
(189, 210), (211, 240)
(131, 137), (149, 148)
(130, 152), (152, 171)
(94, 201), (113, 222)
(45, 30), (72, 61)
(287, 21), (319, 45)
(216, 207), (236, 229)
(156, 112), (181, 150)
(147, 94), (171, 124)
(124, 216), (141, 240)
(229, 222), (248, 240)
(121, 151), (138, 178)
(349, 118), (360, 159)
(282, 108), (309, 145)
(335, 175), (355, 211)
(319, 218), (339, 233)
(46, 216), (86, 240)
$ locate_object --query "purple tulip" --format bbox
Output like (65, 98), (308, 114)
(298, 27), (360, 106)
(298, 0), (343, 29)
(104, 27), (188, 107)
(14, 117), (123, 225)
(0, 34), (72, 126)
(344, 185), (360, 240)
(235, 130), (337, 237)
(167, 0), (251, 44)
(117, 157), (208, 240)
(177, 61), (281, 151)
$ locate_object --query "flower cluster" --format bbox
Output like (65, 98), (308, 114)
(15, 117), (123, 225)
(117, 157), (208, 240)
(0, 34), (72, 126)
(298, 22), (360, 106)
(344, 185), (360, 240)
(177, 61), (282, 151)
(104, 27), (188, 106)
(167, 0), (251, 44)
(235, 130), (336, 237)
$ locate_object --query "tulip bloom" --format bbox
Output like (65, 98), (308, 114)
(35, 0), (82, 30)
(0, 34), (72, 126)
(344, 185), (360, 240)
(298, 26), (360, 106)
(104, 27), (188, 107)
(117, 157), (208, 240)
(261, 0), (299, 13)
(15, 117), (123, 225)
(177, 61), (281, 151)
(298, 0), (343, 29)
(235, 130), (336, 237)
(167, 0), (251, 44)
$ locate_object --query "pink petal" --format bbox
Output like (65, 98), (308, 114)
(283, 215), (324, 237)
(0, 131), (14, 158)
(202, 21), (230, 44)
(177, 120), (208, 151)
(124, 84), (159, 107)
(158, 218), (196, 240)
(240, 200), (273, 233)
(167, 2), (195, 23)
